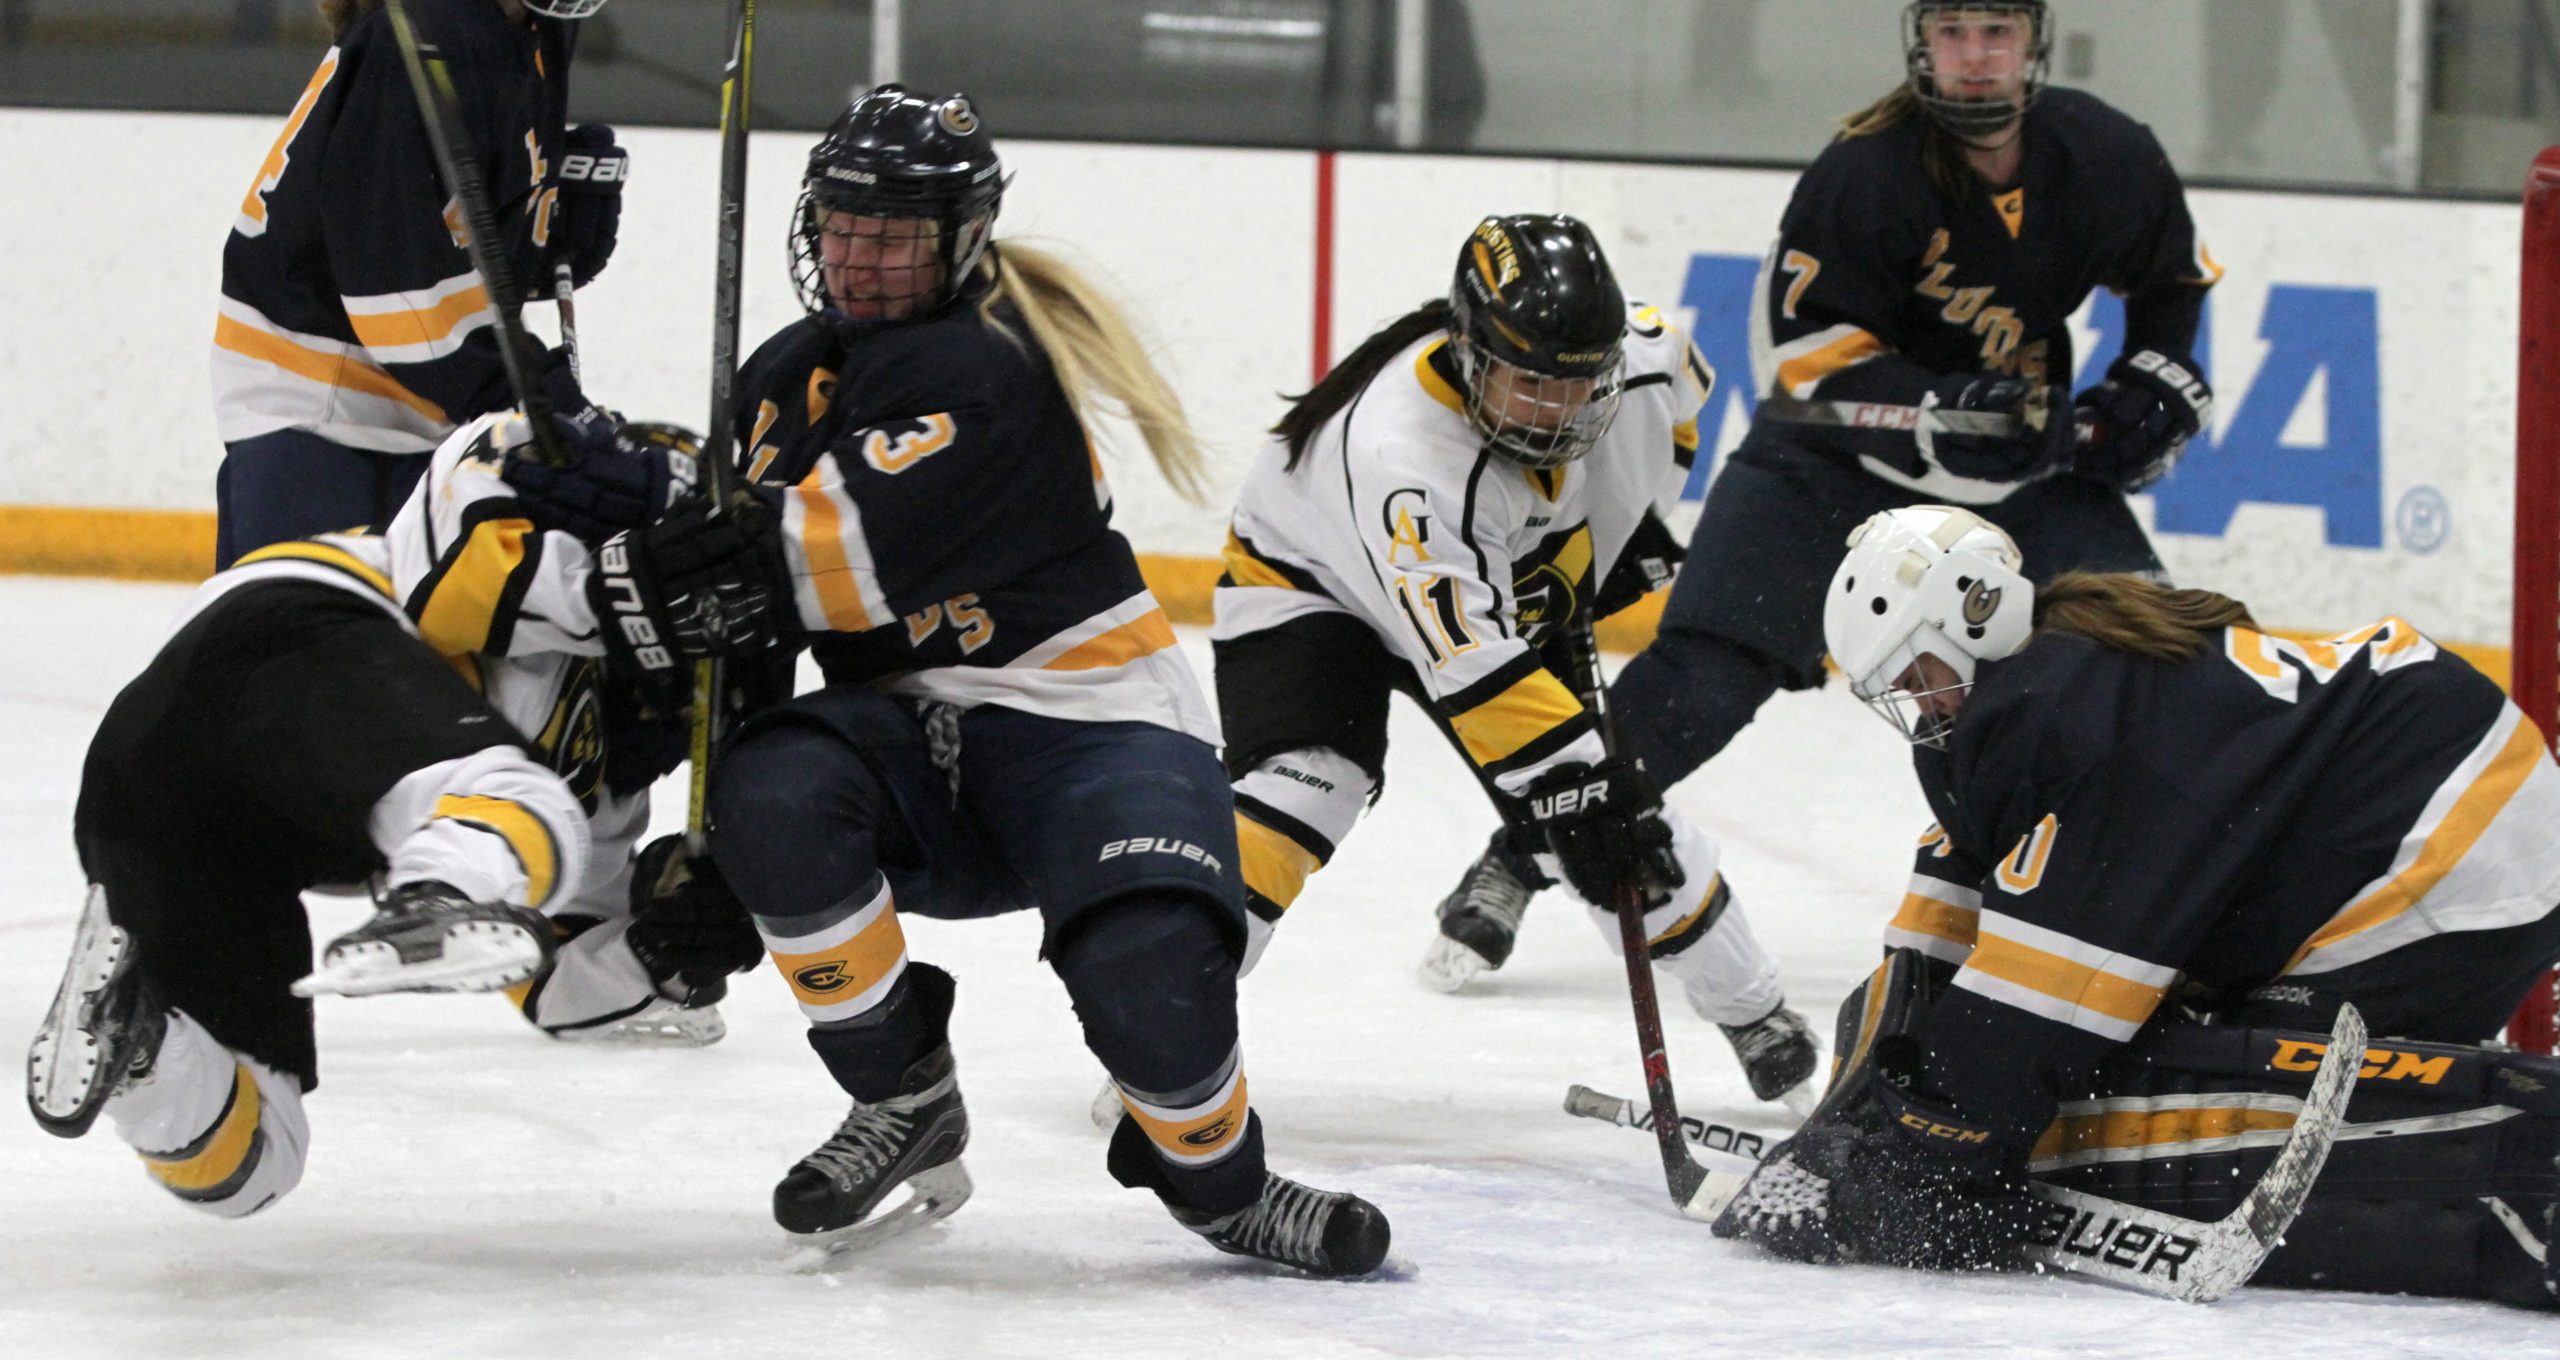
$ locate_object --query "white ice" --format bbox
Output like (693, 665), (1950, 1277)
(0, 576), (2547, 1359)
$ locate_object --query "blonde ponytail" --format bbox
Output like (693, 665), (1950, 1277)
(2032, 572), (2260, 662)
(978, 243), (1211, 505)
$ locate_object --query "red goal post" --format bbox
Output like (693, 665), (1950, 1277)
(2507, 147), (2560, 1053)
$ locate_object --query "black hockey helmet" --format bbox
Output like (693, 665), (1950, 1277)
(790, 84), (1006, 327)
(1903, 2), (2052, 140)
(1445, 214), (1628, 469)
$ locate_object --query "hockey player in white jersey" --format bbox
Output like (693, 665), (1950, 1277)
(1214, 215), (1819, 1106)
(25, 411), (776, 1218)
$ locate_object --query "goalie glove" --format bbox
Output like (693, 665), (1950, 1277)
(2072, 349), (2212, 492)
(588, 490), (794, 680)
(625, 835), (763, 1006)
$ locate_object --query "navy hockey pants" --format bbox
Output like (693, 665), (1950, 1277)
(1612, 438), (2163, 787)
(215, 428), (429, 569)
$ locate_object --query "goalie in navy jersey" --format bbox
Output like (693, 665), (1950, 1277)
(664, 86), (1388, 1277)
(25, 409), (776, 1220)
(213, 0), (627, 568)
(1712, 506), (2560, 1309)
(1423, 0), (2224, 984)
(1211, 214), (1819, 1109)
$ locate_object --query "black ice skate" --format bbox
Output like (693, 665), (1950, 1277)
(775, 1044), (973, 1260)
(1169, 1171), (1393, 1279)
(1721, 1002), (1822, 1115)
(27, 885), (167, 1139)
(294, 880), (556, 998)
(1418, 835), (1545, 993)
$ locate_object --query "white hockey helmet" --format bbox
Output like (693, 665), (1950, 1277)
(1823, 505), (2033, 745)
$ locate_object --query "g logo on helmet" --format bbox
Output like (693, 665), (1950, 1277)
(937, 98), (979, 137)
(1962, 580), (2003, 628)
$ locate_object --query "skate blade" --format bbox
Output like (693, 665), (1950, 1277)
(1088, 1078), (1126, 1131)
(1776, 1077), (1819, 1123)
(1416, 934), (1489, 994)
(557, 1002), (727, 1047)
(783, 1161), (974, 1270)
(27, 897), (132, 1133)
(293, 924), (548, 998)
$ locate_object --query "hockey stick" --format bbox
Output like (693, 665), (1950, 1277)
(1565, 1002), (2369, 1304)
(1757, 395), (2095, 445)
(686, 0), (756, 846)
(554, 262), (581, 384)
(1557, 614), (1722, 1219)
(379, 0), (569, 467)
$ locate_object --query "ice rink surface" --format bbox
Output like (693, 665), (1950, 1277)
(0, 576), (2548, 1359)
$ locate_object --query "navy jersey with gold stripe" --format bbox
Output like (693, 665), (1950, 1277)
(731, 295), (1214, 742)
(1748, 88), (2217, 499)
(1881, 622), (2560, 1145)
(215, 0), (575, 453)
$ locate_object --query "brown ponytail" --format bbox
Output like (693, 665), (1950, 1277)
(1837, 85), (1982, 203)
(2031, 572), (2260, 662)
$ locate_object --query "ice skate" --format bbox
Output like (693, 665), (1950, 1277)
(559, 997), (728, 1047)
(1169, 1171), (1393, 1279)
(294, 880), (556, 998)
(28, 885), (167, 1139)
(1418, 836), (1542, 993)
(776, 1044), (973, 1262)
(1722, 1002), (1822, 1117)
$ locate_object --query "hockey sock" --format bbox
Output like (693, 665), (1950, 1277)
(1059, 895), (1264, 1213)
(108, 1010), (309, 1218)
(755, 874), (938, 1103)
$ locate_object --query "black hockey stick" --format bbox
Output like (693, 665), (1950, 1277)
(1566, 1003), (2369, 1303)
(686, 0), (756, 844)
(380, 0), (569, 467)
(1557, 613), (1723, 1219)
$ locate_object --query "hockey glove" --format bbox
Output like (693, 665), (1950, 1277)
(1592, 509), (1685, 619)
(1713, 1049), (2035, 1272)
(2072, 349), (2212, 492)
(1915, 375), (2076, 486)
(626, 835), (763, 1005)
(1524, 757), (1683, 910)
(505, 420), (702, 543)
(589, 490), (794, 681)
(553, 124), (627, 289)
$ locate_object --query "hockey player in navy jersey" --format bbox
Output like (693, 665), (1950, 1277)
(1210, 214), (1818, 1108)
(1713, 506), (2560, 1308)
(1423, 0), (2222, 984)
(655, 86), (1389, 1276)
(26, 410), (775, 1218)
(214, 0), (625, 567)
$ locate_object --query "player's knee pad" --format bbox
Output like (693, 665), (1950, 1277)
(375, 746), (591, 912)
(1053, 892), (1240, 1094)
(108, 1012), (310, 1219)
(709, 721), (901, 920)
(1231, 747), (1375, 968)
(2045, 1024), (2560, 1309)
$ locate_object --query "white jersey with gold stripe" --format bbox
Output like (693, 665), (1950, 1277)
(1217, 304), (1712, 794)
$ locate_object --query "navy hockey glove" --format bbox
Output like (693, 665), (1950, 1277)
(589, 490), (794, 680)
(505, 421), (702, 543)
(1917, 375), (2076, 485)
(553, 124), (626, 289)
(2072, 349), (2212, 492)
(627, 835), (763, 1005)
(1713, 1048), (2036, 1272)
(1524, 757), (1683, 910)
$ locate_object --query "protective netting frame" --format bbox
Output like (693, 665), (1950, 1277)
(2507, 147), (2560, 1054)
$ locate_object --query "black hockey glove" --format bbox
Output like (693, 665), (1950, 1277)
(1524, 757), (1683, 910)
(1917, 374), (2076, 485)
(589, 490), (794, 681)
(553, 123), (627, 289)
(1713, 1047), (2036, 1272)
(626, 835), (763, 1006)
(505, 420), (701, 543)
(2072, 349), (2212, 492)
(1592, 510), (1685, 619)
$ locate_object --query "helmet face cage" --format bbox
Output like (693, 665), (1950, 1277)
(1449, 339), (1625, 469)
(524, 0), (610, 18)
(789, 88), (1004, 328)
(1903, 2), (2052, 140)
